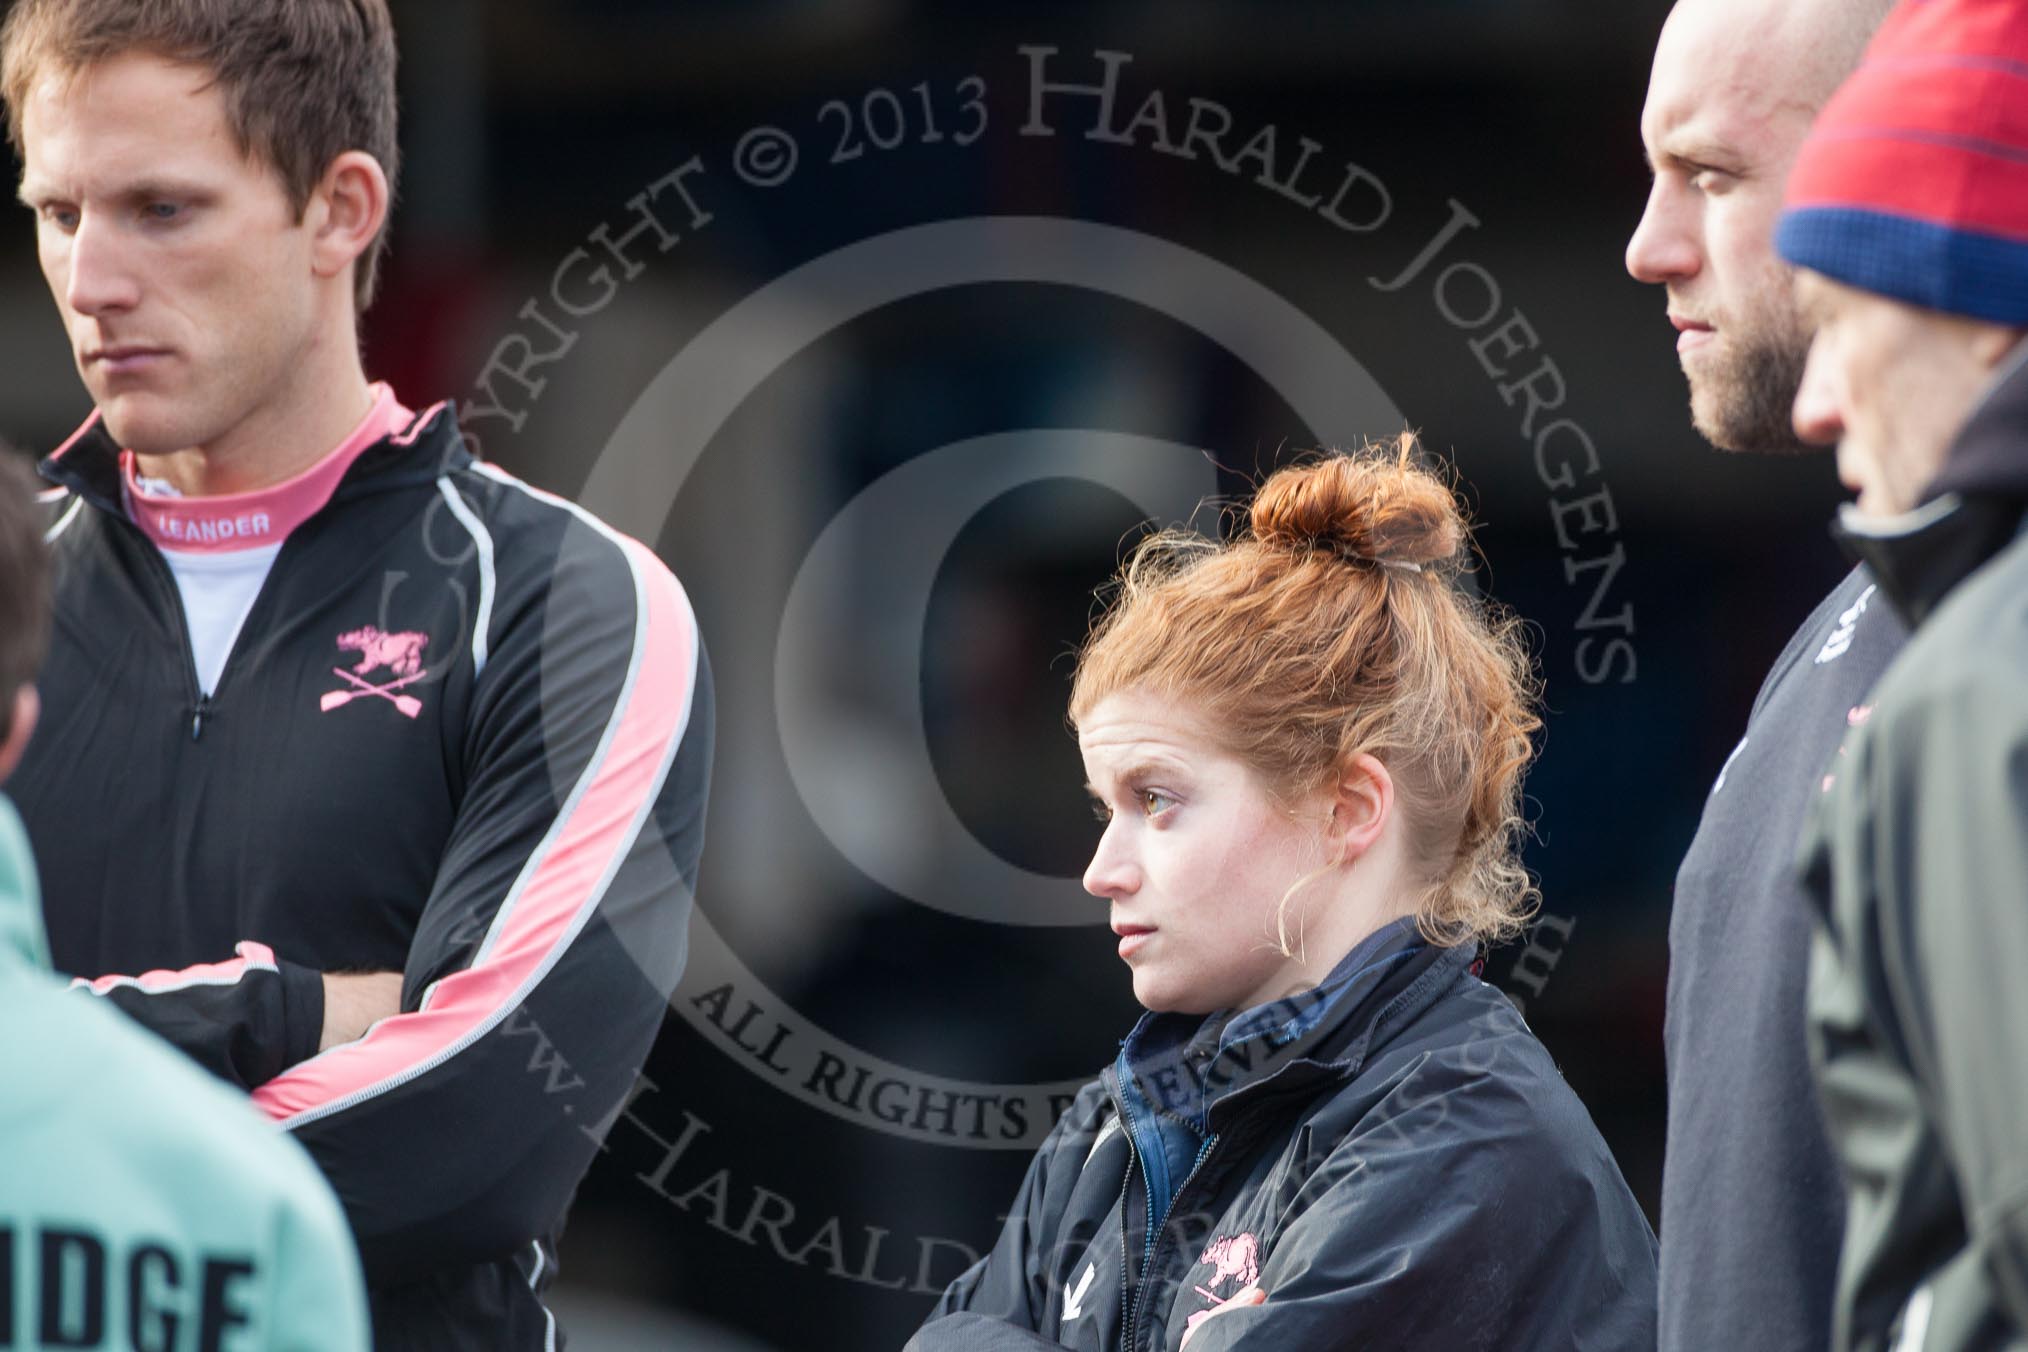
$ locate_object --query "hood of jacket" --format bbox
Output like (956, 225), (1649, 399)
(0, 794), (51, 973)
(1836, 339), (2028, 629)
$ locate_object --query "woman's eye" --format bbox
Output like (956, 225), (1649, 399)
(1141, 789), (1176, 816)
(144, 202), (181, 221)
(1690, 169), (1735, 195)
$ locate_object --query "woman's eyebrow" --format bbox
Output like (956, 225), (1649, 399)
(1091, 756), (1188, 790)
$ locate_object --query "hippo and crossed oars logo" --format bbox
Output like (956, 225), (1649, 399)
(320, 626), (430, 719)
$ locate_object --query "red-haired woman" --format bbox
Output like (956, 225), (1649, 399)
(912, 440), (1657, 1351)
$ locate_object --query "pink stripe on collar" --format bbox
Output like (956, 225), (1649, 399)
(122, 383), (415, 554)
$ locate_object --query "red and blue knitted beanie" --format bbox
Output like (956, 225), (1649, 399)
(1778, 0), (2028, 324)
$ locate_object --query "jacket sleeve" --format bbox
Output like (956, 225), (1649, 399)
(1839, 672), (2028, 1328)
(912, 1090), (1115, 1348)
(67, 945), (325, 1090)
(1179, 1042), (1657, 1352)
(246, 498), (713, 1284)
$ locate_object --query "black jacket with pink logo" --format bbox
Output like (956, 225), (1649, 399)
(912, 927), (1657, 1352)
(14, 399), (713, 1350)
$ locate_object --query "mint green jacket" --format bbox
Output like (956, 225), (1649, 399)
(0, 794), (370, 1349)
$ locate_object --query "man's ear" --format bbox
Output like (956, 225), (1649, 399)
(1326, 753), (1393, 865)
(307, 151), (391, 286)
(0, 685), (39, 785)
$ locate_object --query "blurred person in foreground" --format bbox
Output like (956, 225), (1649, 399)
(1, 1), (713, 1345)
(1625, 1), (1899, 1347)
(0, 448), (369, 1349)
(910, 441), (1658, 1351)
(1778, 2), (2028, 1345)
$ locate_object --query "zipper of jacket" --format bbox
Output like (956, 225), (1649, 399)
(121, 500), (322, 740)
(116, 518), (213, 741)
(1109, 1080), (1159, 1340)
(1113, 1141), (1135, 1338)
(1124, 1129), (1223, 1351)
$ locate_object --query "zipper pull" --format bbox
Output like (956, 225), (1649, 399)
(191, 697), (212, 741)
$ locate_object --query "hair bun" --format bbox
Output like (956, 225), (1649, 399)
(1249, 435), (1465, 568)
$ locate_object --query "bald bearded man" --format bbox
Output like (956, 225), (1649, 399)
(1626, 2), (1896, 1349)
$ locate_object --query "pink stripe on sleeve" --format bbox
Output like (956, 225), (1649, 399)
(251, 533), (699, 1127)
(73, 940), (281, 996)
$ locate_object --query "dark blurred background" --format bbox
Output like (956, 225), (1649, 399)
(0, 1), (1856, 1347)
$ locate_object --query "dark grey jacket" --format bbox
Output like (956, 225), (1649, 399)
(911, 924), (1657, 1351)
(1800, 346), (2028, 1352)
(1661, 561), (1903, 1352)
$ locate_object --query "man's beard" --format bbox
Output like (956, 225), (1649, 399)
(1687, 310), (1813, 455)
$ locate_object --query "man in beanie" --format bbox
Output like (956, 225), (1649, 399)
(1626, 2), (1898, 1348)
(1779, 1), (2028, 1346)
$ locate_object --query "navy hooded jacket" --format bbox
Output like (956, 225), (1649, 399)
(912, 920), (1658, 1351)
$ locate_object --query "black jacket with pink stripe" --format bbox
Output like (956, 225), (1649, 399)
(16, 399), (713, 1350)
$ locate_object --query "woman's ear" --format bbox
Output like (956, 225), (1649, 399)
(1326, 753), (1392, 864)
(307, 151), (391, 286)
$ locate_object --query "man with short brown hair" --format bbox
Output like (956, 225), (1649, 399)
(2, 0), (400, 308)
(3, 2), (714, 1347)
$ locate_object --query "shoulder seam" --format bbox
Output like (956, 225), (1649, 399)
(450, 463), (664, 581)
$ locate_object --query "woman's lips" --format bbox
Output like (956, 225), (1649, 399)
(1114, 924), (1154, 959)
